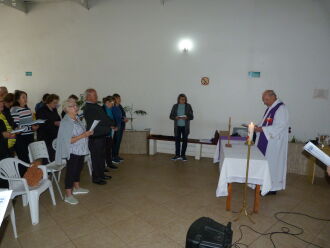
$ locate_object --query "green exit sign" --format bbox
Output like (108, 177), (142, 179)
(248, 71), (260, 78)
(25, 72), (32, 76)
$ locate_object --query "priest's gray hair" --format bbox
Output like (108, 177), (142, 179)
(84, 88), (96, 100)
(263, 90), (277, 99)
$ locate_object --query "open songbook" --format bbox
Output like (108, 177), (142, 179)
(10, 126), (28, 134)
(304, 141), (330, 166)
(20, 119), (46, 126)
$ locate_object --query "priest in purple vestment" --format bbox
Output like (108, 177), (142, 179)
(255, 90), (289, 195)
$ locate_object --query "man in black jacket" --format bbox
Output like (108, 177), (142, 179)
(83, 89), (116, 185)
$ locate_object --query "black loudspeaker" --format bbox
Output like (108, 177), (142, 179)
(185, 217), (233, 248)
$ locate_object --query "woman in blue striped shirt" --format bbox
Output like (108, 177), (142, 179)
(11, 90), (39, 174)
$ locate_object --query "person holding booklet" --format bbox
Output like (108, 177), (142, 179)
(169, 93), (194, 161)
(55, 99), (93, 205)
(11, 90), (39, 175)
(83, 89), (116, 185)
(36, 94), (61, 162)
(304, 141), (330, 177)
(102, 96), (118, 169)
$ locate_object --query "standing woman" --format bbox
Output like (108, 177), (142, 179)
(11, 90), (39, 174)
(55, 99), (93, 205)
(170, 94), (194, 161)
(36, 94), (61, 161)
(61, 94), (78, 118)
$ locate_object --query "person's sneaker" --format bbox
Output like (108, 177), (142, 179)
(181, 156), (187, 162)
(171, 155), (181, 161)
(118, 156), (124, 162)
(73, 187), (90, 195)
(64, 195), (79, 205)
(112, 159), (120, 164)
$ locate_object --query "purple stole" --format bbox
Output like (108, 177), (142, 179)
(257, 102), (284, 155)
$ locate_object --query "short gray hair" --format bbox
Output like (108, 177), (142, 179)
(84, 88), (96, 100)
(62, 99), (76, 113)
(263, 90), (277, 98)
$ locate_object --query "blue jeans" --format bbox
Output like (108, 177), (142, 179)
(175, 126), (188, 156)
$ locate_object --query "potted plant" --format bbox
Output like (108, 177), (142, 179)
(123, 104), (147, 130)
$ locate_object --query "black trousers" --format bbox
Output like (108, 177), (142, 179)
(0, 148), (14, 188)
(175, 126), (188, 156)
(105, 136), (113, 167)
(113, 128), (124, 159)
(45, 139), (56, 162)
(15, 134), (34, 176)
(88, 137), (106, 181)
(65, 154), (85, 189)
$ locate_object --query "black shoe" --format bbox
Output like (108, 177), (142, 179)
(109, 164), (118, 169)
(118, 156), (124, 162)
(171, 155), (181, 161)
(103, 175), (112, 180)
(104, 168), (110, 172)
(265, 191), (277, 196)
(93, 179), (107, 185)
(181, 156), (187, 162)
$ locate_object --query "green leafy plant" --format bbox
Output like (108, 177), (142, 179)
(77, 94), (86, 108)
(124, 104), (147, 130)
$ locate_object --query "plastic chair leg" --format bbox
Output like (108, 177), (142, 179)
(57, 170), (61, 182)
(28, 192), (40, 225)
(87, 157), (92, 176)
(22, 194), (28, 207)
(10, 207), (18, 238)
(52, 171), (63, 200)
(48, 183), (56, 206)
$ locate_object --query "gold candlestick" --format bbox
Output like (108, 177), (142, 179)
(225, 117), (232, 148)
(234, 139), (255, 223)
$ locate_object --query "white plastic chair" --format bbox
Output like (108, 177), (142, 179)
(3, 198), (18, 238)
(0, 158), (56, 225)
(1, 189), (17, 238)
(28, 141), (65, 200)
(52, 139), (92, 177)
(85, 154), (92, 177)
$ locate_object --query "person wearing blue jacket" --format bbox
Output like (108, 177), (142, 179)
(112, 93), (128, 164)
(102, 96), (118, 169)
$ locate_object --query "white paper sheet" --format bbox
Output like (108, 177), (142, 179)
(10, 126), (28, 134)
(21, 119), (46, 126)
(304, 142), (330, 166)
(0, 190), (12, 226)
(89, 120), (100, 131)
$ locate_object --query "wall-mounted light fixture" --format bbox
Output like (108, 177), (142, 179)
(178, 39), (193, 53)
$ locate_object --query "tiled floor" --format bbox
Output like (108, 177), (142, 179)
(1, 154), (330, 248)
